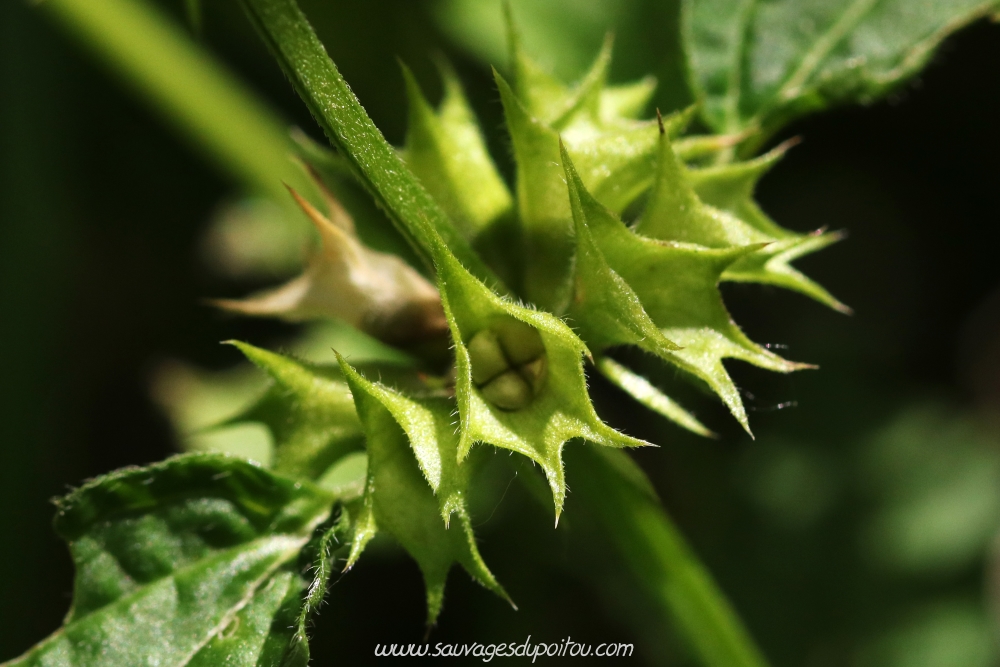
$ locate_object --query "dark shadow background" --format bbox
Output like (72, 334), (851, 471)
(2, 1), (999, 665)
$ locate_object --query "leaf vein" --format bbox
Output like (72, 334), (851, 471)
(723, 0), (758, 133)
(774, 0), (878, 105)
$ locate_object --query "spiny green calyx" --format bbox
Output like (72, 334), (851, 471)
(430, 232), (648, 521)
(201, 15), (843, 623)
(335, 354), (512, 624)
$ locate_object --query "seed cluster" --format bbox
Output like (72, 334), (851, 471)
(467, 317), (547, 410)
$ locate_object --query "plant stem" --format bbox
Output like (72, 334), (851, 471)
(571, 446), (770, 667)
(236, 0), (504, 289)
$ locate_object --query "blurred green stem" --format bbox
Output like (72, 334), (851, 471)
(38, 0), (314, 203)
(184, 0), (202, 35)
(572, 446), (770, 667)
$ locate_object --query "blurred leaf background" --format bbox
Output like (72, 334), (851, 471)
(2, 0), (1000, 664)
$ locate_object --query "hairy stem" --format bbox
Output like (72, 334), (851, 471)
(236, 0), (504, 289)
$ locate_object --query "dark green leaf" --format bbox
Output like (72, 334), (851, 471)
(564, 140), (681, 360)
(495, 69), (573, 311)
(3, 455), (334, 667)
(186, 570), (302, 667)
(684, 0), (1000, 141)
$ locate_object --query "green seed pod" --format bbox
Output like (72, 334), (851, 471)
(517, 356), (547, 394)
(480, 369), (533, 411)
(492, 316), (545, 365)
(467, 329), (510, 385)
(467, 317), (548, 410)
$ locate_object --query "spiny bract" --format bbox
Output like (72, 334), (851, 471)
(207, 16), (844, 623)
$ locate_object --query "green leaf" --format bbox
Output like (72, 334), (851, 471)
(336, 357), (511, 624)
(684, 0), (1000, 141)
(673, 131), (755, 164)
(436, 0), (694, 114)
(506, 20), (690, 209)
(431, 236), (647, 520)
(596, 356), (715, 438)
(227, 341), (365, 480)
(687, 143), (797, 239)
(560, 146), (810, 433)
(560, 114), (663, 221)
(600, 76), (658, 121)
(570, 445), (770, 667)
(3, 454), (334, 667)
(637, 121), (847, 311)
(186, 570), (302, 667)
(401, 61), (514, 241)
(637, 122), (767, 247)
(494, 26), (702, 313)
(722, 232), (850, 313)
(238, 0), (504, 290)
(190, 512), (352, 667)
(502, 4), (671, 131)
